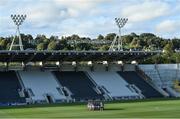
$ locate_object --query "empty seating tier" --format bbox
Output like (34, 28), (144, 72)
(53, 71), (103, 100)
(88, 71), (139, 98)
(18, 71), (66, 102)
(118, 71), (163, 98)
(0, 71), (25, 104)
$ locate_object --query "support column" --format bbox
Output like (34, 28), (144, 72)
(40, 61), (45, 71)
(5, 62), (9, 71)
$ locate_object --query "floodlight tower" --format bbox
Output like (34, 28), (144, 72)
(109, 18), (128, 51)
(9, 14), (26, 51)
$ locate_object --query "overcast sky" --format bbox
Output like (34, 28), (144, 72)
(0, 0), (180, 38)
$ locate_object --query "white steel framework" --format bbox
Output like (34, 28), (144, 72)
(109, 18), (128, 51)
(9, 14), (26, 51)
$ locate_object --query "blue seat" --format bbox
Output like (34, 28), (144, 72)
(53, 71), (103, 100)
(118, 71), (163, 98)
(0, 71), (26, 104)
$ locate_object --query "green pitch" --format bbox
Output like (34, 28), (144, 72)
(0, 99), (180, 118)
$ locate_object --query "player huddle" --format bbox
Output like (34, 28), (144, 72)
(87, 101), (104, 111)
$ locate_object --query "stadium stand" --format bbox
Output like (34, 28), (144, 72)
(87, 71), (140, 99)
(139, 64), (177, 86)
(139, 64), (180, 97)
(174, 80), (180, 92)
(166, 86), (180, 97)
(118, 71), (163, 98)
(0, 51), (177, 104)
(18, 70), (66, 103)
(53, 71), (104, 101)
(0, 71), (26, 105)
(139, 65), (163, 87)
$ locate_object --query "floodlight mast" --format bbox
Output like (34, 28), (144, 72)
(9, 14), (26, 51)
(109, 18), (128, 51)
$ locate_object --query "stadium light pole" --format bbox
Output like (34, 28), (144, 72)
(9, 14), (26, 51)
(109, 18), (128, 51)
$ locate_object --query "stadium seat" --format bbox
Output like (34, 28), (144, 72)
(87, 71), (139, 99)
(118, 71), (163, 98)
(53, 71), (104, 101)
(18, 70), (66, 103)
(0, 71), (26, 105)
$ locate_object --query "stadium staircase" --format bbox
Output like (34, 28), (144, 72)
(85, 72), (113, 100)
(15, 71), (32, 102)
(0, 71), (26, 104)
(154, 65), (165, 87)
(118, 71), (164, 98)
(53, 71), (104, 101)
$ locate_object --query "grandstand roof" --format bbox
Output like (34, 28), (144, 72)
(0, 50), (161, 62)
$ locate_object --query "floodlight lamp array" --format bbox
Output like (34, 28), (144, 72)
(115, 18), (128, 28)
(11, 14), (26, 26)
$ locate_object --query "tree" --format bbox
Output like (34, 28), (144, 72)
(172, 53), (180, 63)
(104, 33), (116, 40)
(162, 42), (174, 63)
(76, 43), (91, 51)
(136, 40), (141, 49)
(37, 43), (46, 51)
(130, 32), (138, 37)
(47, 41), (57, 50)
(99, 45), (109, 51)
(172, 38), (180, 50)
(50, 35), (58, 41)
(140, 33), (156, 38)
(71, 34), (80, 40)
(6, 43), (10, 50)
(0, 40), (7, 50)
(130, 38), (137, 49)
(35, 35), (47, 44)
(123, 35), (133, 44)
(97, 34), (104, 40)
(57, 39), (69, 50)
(163, 42), (174, 56)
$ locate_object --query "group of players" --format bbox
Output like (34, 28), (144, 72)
(87, 101), (104, 111)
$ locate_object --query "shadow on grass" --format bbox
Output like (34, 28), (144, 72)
(104, 108), (124, 111)
(0, 102), (85, 110)
(0, 98), (179, 110)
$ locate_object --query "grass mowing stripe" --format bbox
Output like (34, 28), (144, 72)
(0, 99), (180, 118)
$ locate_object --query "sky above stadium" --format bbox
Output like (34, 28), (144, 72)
(0, 0), (180, 38)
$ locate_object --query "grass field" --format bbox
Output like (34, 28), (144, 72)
(0, 99), (180, 118)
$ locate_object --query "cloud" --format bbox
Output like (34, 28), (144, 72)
(8, 0), (106, 27)
(53, 0), (109, 18)
(0, 0), (111, 36)
(57, 16), (114, 37)
(1, 0), (180, 39)
(54, 0), (108, 9)
(121, 1), (170, 22)
(0, 0), (8, 6)
(28, 5), (63, 24)
(156, 20), (180, 33)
